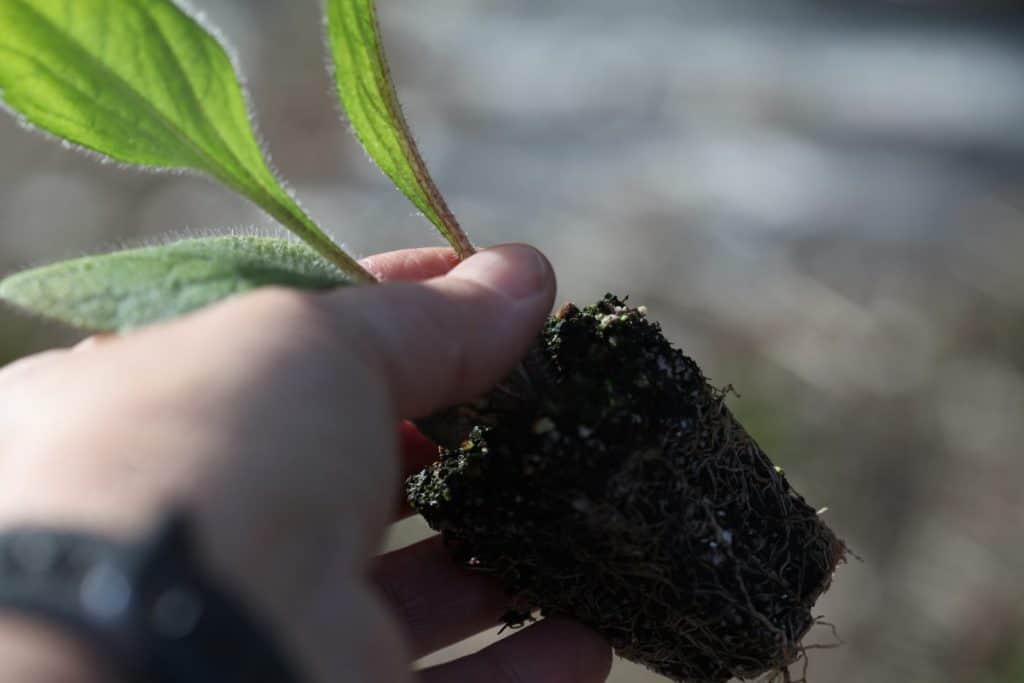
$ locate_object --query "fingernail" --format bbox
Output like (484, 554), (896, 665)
(451, 244), (552, 301)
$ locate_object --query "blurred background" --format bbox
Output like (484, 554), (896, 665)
(2, 1), (1023, 681)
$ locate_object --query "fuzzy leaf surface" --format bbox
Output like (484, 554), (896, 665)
(0, 236), (350, 331)
(0, 0), (371, 280)
(326, 0), (472, 257)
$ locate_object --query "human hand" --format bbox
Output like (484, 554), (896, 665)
(0, 244), (612, 683)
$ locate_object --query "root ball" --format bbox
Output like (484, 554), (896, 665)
(407, 296), (845, 682)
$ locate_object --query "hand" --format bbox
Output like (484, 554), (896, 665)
(0, 244), (612, 683)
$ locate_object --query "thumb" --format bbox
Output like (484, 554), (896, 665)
(337, 243), (556, 419)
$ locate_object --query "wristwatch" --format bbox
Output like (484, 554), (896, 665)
(0, 511), (305, 683)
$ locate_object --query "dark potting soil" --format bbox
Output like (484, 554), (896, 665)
(407, 295), (845, 682)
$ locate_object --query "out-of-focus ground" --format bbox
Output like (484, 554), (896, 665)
(3, 2), (1024, 681)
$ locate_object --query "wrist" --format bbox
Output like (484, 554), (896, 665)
(0, 616), (114, 683)
(0, 509), (310, 683)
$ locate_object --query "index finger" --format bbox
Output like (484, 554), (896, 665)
(360, 247), (463, 508)
(361, 247), (461, 282)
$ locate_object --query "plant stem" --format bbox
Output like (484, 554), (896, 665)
(265, 199), (377, 284)
(229, 176), (378, 284)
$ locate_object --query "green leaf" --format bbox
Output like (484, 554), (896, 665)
(0, 236), (350, 331)
(326, 0), (474, 257)
(0, 0), (373, 282)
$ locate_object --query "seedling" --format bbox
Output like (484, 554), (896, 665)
(0, 1), (845, 681)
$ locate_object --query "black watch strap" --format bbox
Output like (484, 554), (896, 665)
(0, 512), (305, 683)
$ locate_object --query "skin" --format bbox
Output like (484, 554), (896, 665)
(0, 244), (612, 683)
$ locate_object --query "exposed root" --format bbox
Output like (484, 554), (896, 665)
(408, 296), (845, 682)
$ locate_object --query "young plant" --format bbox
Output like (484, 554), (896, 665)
(0, 1), (846, 681)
